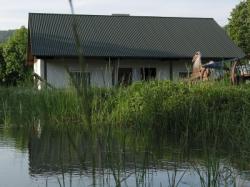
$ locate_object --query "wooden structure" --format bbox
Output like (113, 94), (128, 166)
(230, 59), (250, 85)
(190, 51), (249, 85)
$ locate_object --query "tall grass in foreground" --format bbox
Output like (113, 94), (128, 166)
(0, 81), (250, 150)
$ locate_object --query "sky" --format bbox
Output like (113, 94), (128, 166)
(0, 0), (241, 30)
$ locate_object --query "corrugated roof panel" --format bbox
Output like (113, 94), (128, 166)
(28, 13), (245, 58)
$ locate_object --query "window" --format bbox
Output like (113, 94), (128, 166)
(179, 72), (191, 79)
(141, 68), (156, 81)
(69, 72), (90, 87)
(118, 68), (132, 86)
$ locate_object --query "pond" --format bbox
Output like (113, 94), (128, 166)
(1, 125), (250, 187)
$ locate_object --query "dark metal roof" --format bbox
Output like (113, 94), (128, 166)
(28, 13), (245, 59)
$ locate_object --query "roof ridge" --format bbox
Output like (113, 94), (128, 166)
(28, 12), (214, 20)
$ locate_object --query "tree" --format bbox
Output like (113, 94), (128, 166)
(227, 0), (250, 56)
(1, 26), (30, 85)
(0, 44), (6, 82)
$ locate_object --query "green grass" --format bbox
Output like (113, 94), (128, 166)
(0, 81), (250, 151)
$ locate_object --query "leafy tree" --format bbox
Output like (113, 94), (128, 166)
(1, 27), (30, 85)
(0, 44), (6, 81)
(227, 0), (250, 56)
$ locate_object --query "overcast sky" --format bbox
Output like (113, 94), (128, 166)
(0, 0), (241, 30)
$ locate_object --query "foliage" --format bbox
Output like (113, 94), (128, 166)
(1, 81), (250, 187)
(0, 27), (30, 86)
(1, 81), (250, 150)
(227, 0), (250, 56)
(0, 44), (5, 81)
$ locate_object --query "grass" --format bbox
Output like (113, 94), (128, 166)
(0, 81), (250, 151)
(1, 81), (249, 186)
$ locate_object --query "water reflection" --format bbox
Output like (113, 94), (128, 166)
(1, 125), (250, 187)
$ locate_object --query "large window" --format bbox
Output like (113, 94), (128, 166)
(118, 68), (132, 86)
(69, 72), (91, 87)
(141, 68), (156, 81)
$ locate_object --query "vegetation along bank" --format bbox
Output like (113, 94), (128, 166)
(0, 81), (250, 147)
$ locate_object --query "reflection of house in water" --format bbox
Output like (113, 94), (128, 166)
(28, 128), (184, 177)
(27, 128), (250, 187)
(28, 130), (94, 175)
(28, 129), (145, 176)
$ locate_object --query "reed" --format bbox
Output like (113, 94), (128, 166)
(0, 81), (250, 151)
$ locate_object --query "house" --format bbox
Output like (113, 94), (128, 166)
(27, 13), (245, 88)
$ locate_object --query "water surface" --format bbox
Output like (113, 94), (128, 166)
(0, 126), (250, 187)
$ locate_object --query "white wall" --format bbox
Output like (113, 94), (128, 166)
(47, 61), (69, 88)
(33, 59), (44, 77)
(46, 58), (113, 88)
(172, 60), (192, 80)
(38, 58), (191, 88)
(118, 59), (171, 81)
(117, 59), (191, 81)
(33, 59), (45, 90)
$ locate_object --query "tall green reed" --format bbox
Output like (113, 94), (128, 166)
(1, 81), (250, 155)
(66, 0), (92, 127)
